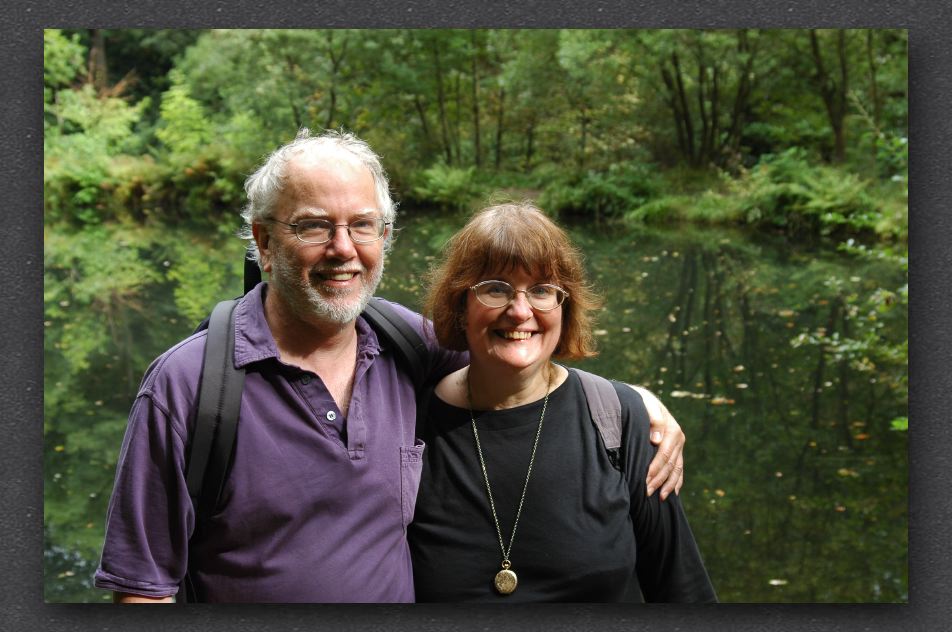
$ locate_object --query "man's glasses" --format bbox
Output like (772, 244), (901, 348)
(266, 217), (390, 244)
(470, 280), (569, 312)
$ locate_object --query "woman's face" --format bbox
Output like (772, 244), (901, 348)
(464, 266), (564, 376)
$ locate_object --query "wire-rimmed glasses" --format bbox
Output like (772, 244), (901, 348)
(266, 216), (390, 244)
(470, 280), (569, 312)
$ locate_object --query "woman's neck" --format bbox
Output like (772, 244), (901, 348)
(465, 362), (557, 411)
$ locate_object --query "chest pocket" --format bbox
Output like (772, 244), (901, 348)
(400, 440), (426, 527)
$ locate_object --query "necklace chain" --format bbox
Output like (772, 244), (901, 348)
(467, 366), (553, 568)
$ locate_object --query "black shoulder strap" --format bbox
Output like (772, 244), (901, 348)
(361, 297), (429, 392)
(569, 367), (623, 471)
(244, 258), (262, 295)
(185, 299), (245, 523)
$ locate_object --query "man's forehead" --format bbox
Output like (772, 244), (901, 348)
(287, 146), (365, 173)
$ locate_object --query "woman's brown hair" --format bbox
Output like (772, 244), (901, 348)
(424, 203), (601, 360)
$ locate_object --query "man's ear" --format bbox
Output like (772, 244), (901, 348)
(252, 222), (273, 272)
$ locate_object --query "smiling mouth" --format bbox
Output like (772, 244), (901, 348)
(497, 330), (535, 340)
(316, 271), (360, 282)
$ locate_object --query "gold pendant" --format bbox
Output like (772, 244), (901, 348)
(494, 562), (518, 595)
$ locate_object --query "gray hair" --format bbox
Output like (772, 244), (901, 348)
(239, 128), (397, 263)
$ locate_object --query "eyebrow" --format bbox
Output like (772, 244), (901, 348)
(290, 208), (380, 222)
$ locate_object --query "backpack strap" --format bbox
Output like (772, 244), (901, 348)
(569, 367), (623, 471)
(244, 258), (262, 295)
(361, 297), (429, 393)
(185, 299), (245, 523)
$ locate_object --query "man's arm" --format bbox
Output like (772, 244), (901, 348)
(114, 592), (174, 603)
(628, 385), (685, 500)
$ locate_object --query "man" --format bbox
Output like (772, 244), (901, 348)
(94, 129), (686, 603)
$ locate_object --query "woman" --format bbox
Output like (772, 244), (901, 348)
(408, 203), (716, 602)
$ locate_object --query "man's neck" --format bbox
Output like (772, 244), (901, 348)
(263, 287), (362, 415)
(263, 286), (359, 371)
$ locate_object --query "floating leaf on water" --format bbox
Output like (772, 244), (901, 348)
(835, 505), (847, 512)
(594, 329), (608, 336)
(714, 489), (726, 497)
(732, 365), (745, 372)
(854, 433), (870, 440)
(778, 309), (796, 318)
(775, 471), (783, 478)
(837, 468), (859, 477)
(710, 396), (735, 406)
(736, 383), (749, 389)
(54, 445), (65, 452)
(768, 579), (788, 586)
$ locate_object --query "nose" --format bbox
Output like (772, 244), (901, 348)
(505, 291), (534, 322)
(323, 224), (357, 260)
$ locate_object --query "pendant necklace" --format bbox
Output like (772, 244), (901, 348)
(467, 365), (552, 595)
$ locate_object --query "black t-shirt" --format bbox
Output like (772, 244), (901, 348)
(409, 370), (717, 602)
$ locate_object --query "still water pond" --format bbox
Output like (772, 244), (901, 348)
(44, 209), (907, 602)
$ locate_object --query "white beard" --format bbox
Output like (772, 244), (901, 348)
(269, 248), (384, 325)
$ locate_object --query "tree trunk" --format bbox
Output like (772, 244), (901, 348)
(723, 29), (756, 161)
(282, 54), (303, 128)
(87, 29), (109, 93)
(865, 30), (883, 163)
(672, 52), (696, 165)
(494, 86), (505, 170)
(324, 31), (349, 130)
(524, 120), (535, 171)
(453, 71), (462, 164)
(471, 32), (482, 168)
(661, 67), (689, 159)
(414, 95), (435, 156)
(809, 29), (849, 163)
(578, 109), (589, 169)
(431, 43), (453, 164)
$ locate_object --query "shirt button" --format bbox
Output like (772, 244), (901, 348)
(300, 374), (312, 385)
(326, 411), (337, 421)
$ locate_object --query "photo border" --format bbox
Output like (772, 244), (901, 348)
(9, 1), (944, 629)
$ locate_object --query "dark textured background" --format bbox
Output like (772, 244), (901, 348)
(6, 2), (944, 630)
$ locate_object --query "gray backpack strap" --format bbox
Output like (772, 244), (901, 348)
(570, 367), (623, 471)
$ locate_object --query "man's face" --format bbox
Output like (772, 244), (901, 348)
(257, 152), (388, 325)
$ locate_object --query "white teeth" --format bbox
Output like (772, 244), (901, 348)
(326, 273), (356, 281)
(501, 331), (533, 340)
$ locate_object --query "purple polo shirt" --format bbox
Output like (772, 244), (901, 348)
(94, 283), (464, 602)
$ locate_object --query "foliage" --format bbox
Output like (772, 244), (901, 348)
(539, 161), (662, 220)
(410, 162), (483, 210)
(44, 30), (85, 102)
(731, 148), (885, 237)
(45, 83), (150, 225)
